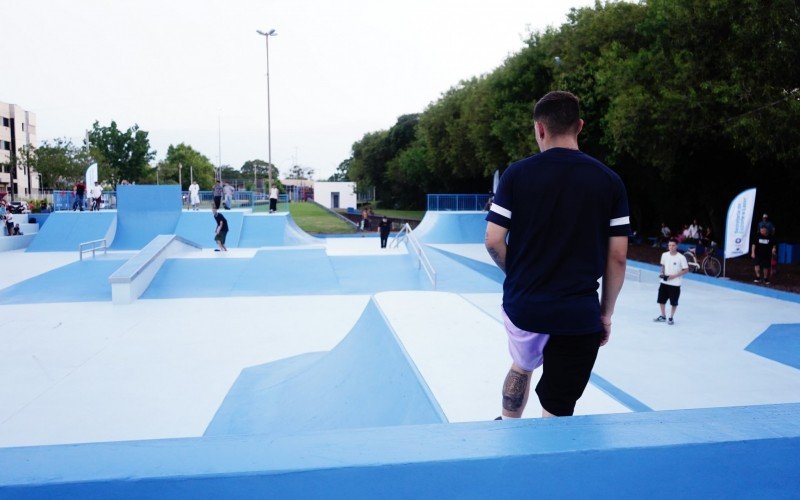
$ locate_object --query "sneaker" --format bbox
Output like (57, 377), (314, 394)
(764, 280), (771, 285)
(494, 416), (503, 421)
(214, 249), (220, 252)
(668, 318), (674, 325)
(753, 278), (761, 283)
(654, 315), (666, 322)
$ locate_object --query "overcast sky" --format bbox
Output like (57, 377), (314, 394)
(4, 0), (595, 180)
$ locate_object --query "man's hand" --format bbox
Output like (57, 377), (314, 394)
(599, 315), (612, 346)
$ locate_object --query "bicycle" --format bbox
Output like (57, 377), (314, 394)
(684, 242), (722, 277)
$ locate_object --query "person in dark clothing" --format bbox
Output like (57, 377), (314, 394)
(212, 181), (223, 210)
(73, 181), (86, 211)
(378, 216), (391, 248)
(212, 207), (229, 252)
(751, 226), (776, 284)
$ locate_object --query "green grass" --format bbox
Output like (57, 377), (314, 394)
(371, 209), (425, 220)
(287, 202), (356, 234)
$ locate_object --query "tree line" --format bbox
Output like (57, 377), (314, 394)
(344, 0), (800, 239)
(6, 121), (284, 192)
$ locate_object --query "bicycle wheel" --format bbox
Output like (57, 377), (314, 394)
(684, 251), (699, 273)
(703, 256), (722, 277)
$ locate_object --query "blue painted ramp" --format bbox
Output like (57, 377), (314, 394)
(142, 248), (341, 298)
(111, 185), (182, 250)
(204, 299), (446, 437)
(413, 211), (487, 244)
(238, 213), (322, 247)
(26, 212), (116, 252)
(174, 211), (245, 248)
(0, 259), (125, 304)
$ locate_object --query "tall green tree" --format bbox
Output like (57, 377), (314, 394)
(154, 143), (215, 189)
(328, 158), (351, 181)
(86, 120), (156, 184)
(27, 138), (91, 189)
(241, 159), (280, 190)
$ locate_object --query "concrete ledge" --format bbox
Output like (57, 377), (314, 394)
(0, 404), (798, 498)
(109, 234), (201, 304)
(0, 234), (36, 252)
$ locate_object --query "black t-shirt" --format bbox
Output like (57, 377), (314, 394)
(214, 212), (229, 232)
(754, 234), (774, 260)
(379, 219), (391, 236)
(486, 148), (631, 335)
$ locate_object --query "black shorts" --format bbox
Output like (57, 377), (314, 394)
(754, 256), (771, 268)
(535, 332), (604, 417)
(657, 283), (681, 306)
(215, 231), (228, 244)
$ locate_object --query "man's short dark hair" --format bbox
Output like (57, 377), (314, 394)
(533, 91), (581, 136)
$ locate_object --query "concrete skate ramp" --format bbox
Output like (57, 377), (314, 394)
(26, 212), (117, 252)
(204, 298), (446, 437)
(111, 185), (182, 250)
(237, 213), (322, 247)
(174, 211), (245, 248)
(413, 211), (487, 244)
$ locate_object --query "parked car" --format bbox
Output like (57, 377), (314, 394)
(8, 201), (29, 214)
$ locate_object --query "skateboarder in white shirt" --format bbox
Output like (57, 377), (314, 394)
(655, 239), (690, 325)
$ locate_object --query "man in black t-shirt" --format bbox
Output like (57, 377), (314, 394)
(485, 91), (630, 419)
(212, 207), (228, 252)
(751, 226), (776, 284)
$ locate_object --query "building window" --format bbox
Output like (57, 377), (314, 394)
(21, 123), (25, 131)
(2, 118), (9, 127)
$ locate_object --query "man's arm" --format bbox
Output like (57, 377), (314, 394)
(485, 222), (509, 273)
(600, 236), (628, 346)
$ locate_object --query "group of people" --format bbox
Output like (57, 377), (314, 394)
(655, 219), (715, 248)
(0, 200), (23, 236)
(72, 181), (104, 211)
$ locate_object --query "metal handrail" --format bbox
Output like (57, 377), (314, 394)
(393, 223), (436, 288)
(79, 239), (107, 261)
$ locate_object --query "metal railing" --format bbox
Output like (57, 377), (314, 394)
(427, 194), (492, 211)
(79, 239), (108, 260)
(392, 223), (436, 288)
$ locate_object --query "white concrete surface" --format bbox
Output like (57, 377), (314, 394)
(0, 296), (370, 447)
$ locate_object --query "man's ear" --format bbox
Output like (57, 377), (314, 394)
(535, 121), (546, 140)
(576, 118), (585, 135)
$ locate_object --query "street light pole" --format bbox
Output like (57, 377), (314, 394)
(256, 28), (277, 193)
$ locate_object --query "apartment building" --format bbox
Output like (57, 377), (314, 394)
(0, 101), (39, 199)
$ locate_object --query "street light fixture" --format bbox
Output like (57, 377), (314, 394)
(256, 28), (277, 193)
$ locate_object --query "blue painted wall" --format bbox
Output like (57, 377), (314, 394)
(1, 404), (798, 498)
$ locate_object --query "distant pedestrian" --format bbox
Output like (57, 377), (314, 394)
(222, 182), (235, 210)
(13, 223), (22, 235)
(378, 216), (391, 248)
(655, 222), (671, 247)
(212, 207), (228, 252)
(655, 239), (689, 325)
(89, 181), (103, 211)
(189, 180), (200, 211)
(0, 203), (9, 236)
(758, 213), (775, 236)
(212, 181), (223, 209)
(269, 185), (279, 213)
(360, 209), (371, 231)
(3, 210), (13, 237)
(73, 181), (86, 211)
(751, 226), (777, 285)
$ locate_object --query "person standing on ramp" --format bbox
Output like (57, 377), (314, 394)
(485, 91), (630, 419)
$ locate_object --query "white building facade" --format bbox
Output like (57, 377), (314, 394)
(313, 181), (357, 211)
(0, 101), (39, 199)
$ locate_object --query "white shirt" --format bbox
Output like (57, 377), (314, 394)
(660, 251), (689, 287)
(270, 187), (278, 200)
(687, 224), (701, 239)
(189, 183), (199, 195)
(90, 185), (103, 198)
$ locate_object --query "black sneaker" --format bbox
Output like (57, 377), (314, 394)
(654, 315), (666, 322)
(764, 280), (771, 285)
(668, 318), (674, 325)
(494, 416), (503, 421)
